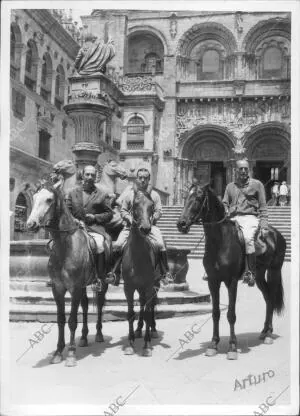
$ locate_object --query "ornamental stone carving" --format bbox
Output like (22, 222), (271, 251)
(176, 96), (290, 141)
(119, 76), (154, 93)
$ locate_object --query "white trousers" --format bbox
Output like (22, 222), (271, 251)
(232, 215), (259, 254)
(114, 225), (166, 251)
(89, 233), (105, 253)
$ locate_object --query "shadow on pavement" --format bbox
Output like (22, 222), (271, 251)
(170, 331), (280, 361)
(32, 329), (170, 367)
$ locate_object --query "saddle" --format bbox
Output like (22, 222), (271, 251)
(234, 222), (268, 256)
(86, 231), (112, 272)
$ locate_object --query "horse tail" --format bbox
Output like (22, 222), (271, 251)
(267, 268), (285, 315)
(267, 229), (286, 316)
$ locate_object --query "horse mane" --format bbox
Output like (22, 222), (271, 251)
(203, 184), (226, 222)
(133, 183), (153, 202)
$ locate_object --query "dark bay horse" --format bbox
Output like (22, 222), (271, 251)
(27, 179), (109, 366)
(122, 187), (159, 357)
(177, 183), (286, 360)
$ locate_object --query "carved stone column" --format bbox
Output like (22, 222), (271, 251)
(64, 74), (122, 170)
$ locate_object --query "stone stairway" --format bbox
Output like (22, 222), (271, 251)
(158, 206), (291, 261)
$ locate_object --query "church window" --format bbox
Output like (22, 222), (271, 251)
(14, 193), (28, 232)
(197, 49), (222, 80)
(262, 47), (282, 78)
(24, 40), (38, 91)
(127, 116), (145, 150)
(40, 54), (52, 102)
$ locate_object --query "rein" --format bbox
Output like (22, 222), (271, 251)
(195, 192), (227, 226)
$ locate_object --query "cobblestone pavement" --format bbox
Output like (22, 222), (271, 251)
(5, 263), (295, 415)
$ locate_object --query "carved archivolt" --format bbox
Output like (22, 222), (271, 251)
(177, 22), (237, 58)
(176, 97), (290, 145)
(242, 17), (290, 54)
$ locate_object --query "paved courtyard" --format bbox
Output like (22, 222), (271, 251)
(5, 262), (296, 415)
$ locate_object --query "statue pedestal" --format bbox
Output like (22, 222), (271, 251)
(162, 247), (191, 291)
(64, 73), (123, 169)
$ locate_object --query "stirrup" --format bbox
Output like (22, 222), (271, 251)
(105, 272), (117, 285)
(242, 271), (255, 287)
(161, 272), (174, 286)
(92, 279), (104, 292)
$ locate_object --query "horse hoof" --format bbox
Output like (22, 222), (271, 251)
(78, 338), (88, 347)
(151, 329), (159, 339)
(50, 353), (63, 365)
(259, 333), (266, 340)
(65, 355), (77, 367)
(227, 351), (238, 360)
(205, 348), (217, 357)
(264, 337), (273, 345)
(142, 347), (152, 357)
(134, 329), (143, 338)
(95, 333), (104, 343)
(124, 346), (135, 355)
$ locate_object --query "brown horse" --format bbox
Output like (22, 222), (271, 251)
(27, 178), (109, 366)
(177, 183), (286, 360)
(122, 187), (159, 357)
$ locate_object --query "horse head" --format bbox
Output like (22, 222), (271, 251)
(103, 160), (128, 180)
(177, 182), (212, 233)
(27, 179), (63, 232)
(132, 186), (154, 235)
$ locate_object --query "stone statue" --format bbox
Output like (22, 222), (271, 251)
(74, 34), (115, 76)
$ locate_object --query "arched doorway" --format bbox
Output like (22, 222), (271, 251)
(14, 192), (29, 240)
(245, 123), (290, 202)
(180, 126), (234, 200)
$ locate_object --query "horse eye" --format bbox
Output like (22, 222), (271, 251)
(46, 198), (53, 203)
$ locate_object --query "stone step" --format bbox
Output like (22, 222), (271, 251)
(10, 286), (210, 307)
(9, 301), (218, 323)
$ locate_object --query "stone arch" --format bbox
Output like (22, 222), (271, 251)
(244, 122), (290, 159)
(126, 28), (166, 74)
(128, 25), (169, 55)
(242, 17), (290, 54)
(11, 22), (22, 80)
(55, 64), (65, 107)
(124, 112), (149, 126)
(41, 52), (53, 101)
(177, 22), (237, 58)
(13, 189), (32, 236)
(24, 38), (39, 91)
(179, 124), (236, 159)
(243, 122), (291, 197)
(176, 22), (237, 80)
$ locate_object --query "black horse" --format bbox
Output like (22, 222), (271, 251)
(122, 187), (159, 357)
(177, 183), (286, 360)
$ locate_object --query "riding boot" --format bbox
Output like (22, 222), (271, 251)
(159, 251), (174, 285)
(94, 253), (106, 292)
(106, 250), (122, 286)
(243, 253), (256, 287)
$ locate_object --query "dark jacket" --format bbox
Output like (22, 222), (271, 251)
(66, 185), (113, 237)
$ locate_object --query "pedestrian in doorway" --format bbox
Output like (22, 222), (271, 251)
(279, 181), (289, 206)
(271, 181), (279, 206)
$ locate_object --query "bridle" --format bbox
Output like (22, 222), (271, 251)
(189, 187), (227, 226)
(130, 189), (154, 229)
(31, 184), (79, 235)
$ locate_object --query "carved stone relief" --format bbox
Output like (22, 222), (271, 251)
(176, 97), (290, 143)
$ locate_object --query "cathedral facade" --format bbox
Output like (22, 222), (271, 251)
(83, 10), (291, 204)
(10, 9), (291, 239)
